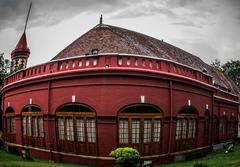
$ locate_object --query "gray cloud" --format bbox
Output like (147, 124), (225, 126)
(0, 0), (134, 31)
(111, 3), (177, 19)
(170, 21), (202, 28)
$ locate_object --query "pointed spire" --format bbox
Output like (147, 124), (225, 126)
(100, 14), (103, 24)
(11, 32), (30, 58)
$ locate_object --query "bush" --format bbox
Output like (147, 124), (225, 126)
(193, 161), (208, 167)
(110, 147), (140, 167)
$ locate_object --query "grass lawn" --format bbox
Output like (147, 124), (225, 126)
(155, 144), (240, 167)
(0, 149), (95, 167)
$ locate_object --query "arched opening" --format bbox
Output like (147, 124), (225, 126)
(175, 106), (198, 151)
(5, 107), (16, 143)
(22, 105), (45, 148)
(219, 116), (228, 141)
(118, 104), (163, 156)
(56, 103), (97, 155)
(203, 110), (210, 145)
(212, 115), (219, 143)
(228, 116), (236, 139)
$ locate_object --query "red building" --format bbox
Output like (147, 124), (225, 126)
(2, 22), (239, 166)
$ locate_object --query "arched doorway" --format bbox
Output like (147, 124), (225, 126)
(22, 105), (45, 148)
(118, 104), (163, 156)
(56, 103), (97, 155)
(175, 106), (198, 151)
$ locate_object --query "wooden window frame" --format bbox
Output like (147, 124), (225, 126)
(175, 107), (198, 151)
(118, 105), (163, 156)
(56, 104), (97, 156)
(22, 105), (45, 148)
(5, 107), (16, 143)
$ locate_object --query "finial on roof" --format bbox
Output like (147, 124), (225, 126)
(100, 14), (103, 24)
(24, 2), (32, 33)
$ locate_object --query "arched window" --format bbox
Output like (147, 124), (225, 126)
(5, 107), (16, 143)
(219, 116), (227, 140)
(56, 103), (97, 155)
(118, 104), (163, 156)
(22, 105), (45, 148)
(175, 106), (198, 151)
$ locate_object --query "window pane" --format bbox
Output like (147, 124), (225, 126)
(153, 119), (161, 142)
(192, 119), (196, 138)
(66, 118), (74, 141)
(32, 117), (38, 137)
(119, 119), (128, 144)
(87, 118), (96, 143)
(7, 118), (10, 133)
(38, 117), (44, 137)
(27, 116), (32, 136)
(188, 119), (192, 138)
(12, 117), (16, 134)
(58, 118), (64, 140)
(182, 119), (187, 139)
(23, 117), (27, 135)
(144, 119), (152, 143)
(176, 119), (182, 139)
(132, 119), (140, 144)
(76, 118), (85, 142)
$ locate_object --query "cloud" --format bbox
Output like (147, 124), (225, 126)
(0, 0), (135, 31)
(111, 3), (177, 19)
(170, 21), (202, 28)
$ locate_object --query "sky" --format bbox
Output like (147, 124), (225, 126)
(0, 0), (239, 67)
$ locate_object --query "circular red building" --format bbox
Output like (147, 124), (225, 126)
(2, 23), (239, 166)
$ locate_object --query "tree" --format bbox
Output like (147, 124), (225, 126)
(0, 53), (10, 88)
(210, 59), (222, 71)
(210, 59), (240, 89)
(221, 60), (240, 88)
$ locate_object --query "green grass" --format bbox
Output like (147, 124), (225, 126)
(1, 144), (240, 167)
(155, 144), (240, 167)
(0, 149), (95, 167)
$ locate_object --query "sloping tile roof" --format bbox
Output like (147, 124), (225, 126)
(52, 24), (239, 95)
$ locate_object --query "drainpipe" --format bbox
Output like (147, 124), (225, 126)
(168, 80), (173, 153)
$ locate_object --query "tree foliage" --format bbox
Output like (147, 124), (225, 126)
(211, 59), (240, 88)
(0, 53), (10, 88)
(110, 147), (140, 167)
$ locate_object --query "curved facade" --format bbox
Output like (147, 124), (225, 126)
(2, 24), (239, 166)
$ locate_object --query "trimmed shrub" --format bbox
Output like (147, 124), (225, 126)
(110, 147), (140, 167)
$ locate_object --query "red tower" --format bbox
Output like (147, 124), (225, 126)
(10, 32), (30, 72)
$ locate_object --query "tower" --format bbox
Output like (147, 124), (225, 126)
(10, 2), (32, 73)
(10, 32), (30, 72)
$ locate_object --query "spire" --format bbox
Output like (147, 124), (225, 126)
(10, 2), (32, 72)
(11, 32), (30, 58)
(100, 14), (103, 24)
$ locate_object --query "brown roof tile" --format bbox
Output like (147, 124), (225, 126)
(52, 24), (239, 95)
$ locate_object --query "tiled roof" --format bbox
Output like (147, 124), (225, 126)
(52, 24), (239, 95)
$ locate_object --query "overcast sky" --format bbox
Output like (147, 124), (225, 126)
(0, 0), (239, 67)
